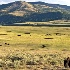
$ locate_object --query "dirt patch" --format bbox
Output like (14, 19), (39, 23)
(6, 31), (12, 32)
(0, 34), (7, 35)
(24, 32), (30, 34)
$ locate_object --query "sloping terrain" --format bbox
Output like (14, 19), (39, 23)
(0, 1), (70, 24)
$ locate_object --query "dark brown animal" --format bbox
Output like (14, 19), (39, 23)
(64, 57), (70, 68)
(42, 45), (46, 48)
(17, 35), (21, 36)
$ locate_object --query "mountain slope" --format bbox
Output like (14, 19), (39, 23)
(0, 1), (70, 25)
(29, 1), (70, 10)
(0, 1), (38, 16)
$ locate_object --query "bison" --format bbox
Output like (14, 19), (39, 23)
(64, 57), (70, 68)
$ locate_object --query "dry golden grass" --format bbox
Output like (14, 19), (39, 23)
(9, 11), (26, 16)
(0, 26), (70, 70)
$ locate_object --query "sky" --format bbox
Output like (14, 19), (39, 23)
(0, 0), (70, 6)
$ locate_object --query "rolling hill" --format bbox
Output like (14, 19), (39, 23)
(0, 1), (70, 25)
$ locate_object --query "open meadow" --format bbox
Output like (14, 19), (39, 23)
(0, 26), (70, 70)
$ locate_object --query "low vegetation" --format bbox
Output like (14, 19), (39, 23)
(0, 26), (70, 70)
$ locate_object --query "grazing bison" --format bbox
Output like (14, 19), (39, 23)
(42, 45), (46, 48)
(5, 43), (10, 45)
(64, 57), (70, 68)
(17, 35), (21, 36)
(0, 45), (2, 46)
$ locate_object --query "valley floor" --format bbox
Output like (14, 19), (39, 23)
(0, 26), (70, 70)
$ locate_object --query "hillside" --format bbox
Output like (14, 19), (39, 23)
(0, 1), (70, 25)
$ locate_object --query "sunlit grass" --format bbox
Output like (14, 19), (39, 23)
(0, 26), (70, 70)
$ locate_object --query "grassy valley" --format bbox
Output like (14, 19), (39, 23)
(0, 1), (70, 70)
(0, 26), (70, 70)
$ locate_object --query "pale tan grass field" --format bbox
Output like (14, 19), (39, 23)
(0, 26), (70, 70)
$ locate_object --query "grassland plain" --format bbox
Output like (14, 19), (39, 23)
(0, 26), (70, 70)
